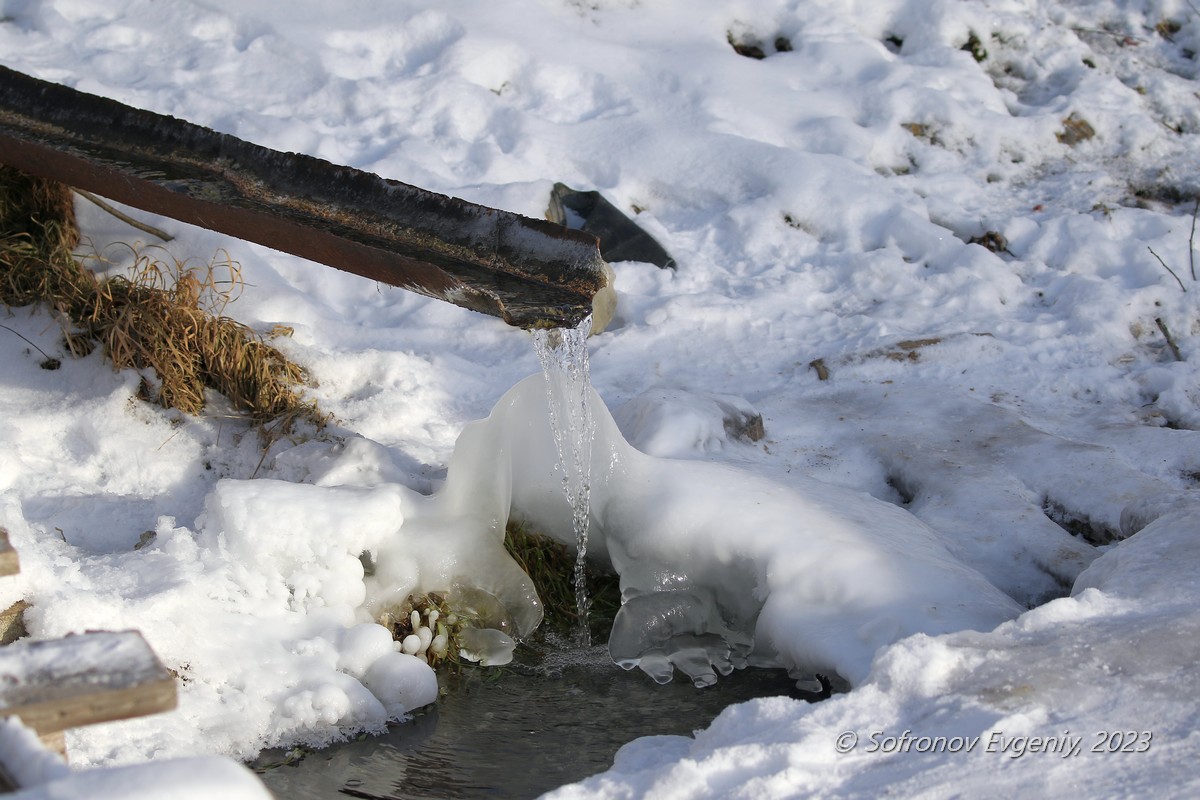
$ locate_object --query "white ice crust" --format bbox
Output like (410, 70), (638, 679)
(444, 375), (1021, 687)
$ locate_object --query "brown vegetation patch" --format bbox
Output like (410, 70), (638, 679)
(505, 519), (620, 640)
(1057, 113), (1096, 146)
(1, 165), (325, 430)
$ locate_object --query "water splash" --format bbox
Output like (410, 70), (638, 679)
(531, 317), (596, 646)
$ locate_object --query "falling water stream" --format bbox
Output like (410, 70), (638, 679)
(531, 317), (596, 646)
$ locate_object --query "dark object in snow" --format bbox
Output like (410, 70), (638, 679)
(961, 31), (988, 62)
(0, 64), (606, 329)
(728, 34), (767, 60)
(726, 30), (794, 60)
(0, 530), (24, 648)
(969, 230), (1010, 254)
(1057, 113), (1096, 146)
(547, 183), (675, 269)
(721, 400), (765, 443)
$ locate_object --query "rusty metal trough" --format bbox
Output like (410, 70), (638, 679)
(0, 64), (606, 329)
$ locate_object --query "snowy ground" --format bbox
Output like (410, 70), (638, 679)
(3, 0), (1200, 796)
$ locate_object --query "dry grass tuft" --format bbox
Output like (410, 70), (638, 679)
(0, 166), (82, 308)
(1, 165), (325, 430)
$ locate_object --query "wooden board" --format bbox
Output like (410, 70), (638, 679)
(0, 631), (177, 736)
(0, 601), (29, 646)
(0, 528), (18, 578)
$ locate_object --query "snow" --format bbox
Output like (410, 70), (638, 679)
(2, 0), (1200, 796)
(7, 755), (274, 799)
(0, 718), (268, 799)
(0, 719), (70, 788)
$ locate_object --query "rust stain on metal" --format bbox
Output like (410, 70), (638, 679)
(0, 64), (605, 328)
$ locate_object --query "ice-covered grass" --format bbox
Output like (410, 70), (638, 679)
(2, 0), (1200, 796)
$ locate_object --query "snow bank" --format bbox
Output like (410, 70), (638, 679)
(9, 757), (273, 800)
(546, 504), (1200, 799)
(0, 718), (266, 799)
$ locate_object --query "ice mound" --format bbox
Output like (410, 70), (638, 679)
(443, 375), (1023, 687)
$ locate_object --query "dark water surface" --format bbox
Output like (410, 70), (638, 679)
(253, 643), (812, 799)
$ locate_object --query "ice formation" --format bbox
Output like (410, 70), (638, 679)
(429, 374), (1022, 688)
(207, 367), (1018, 694)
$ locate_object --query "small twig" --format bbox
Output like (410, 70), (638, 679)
(251, 444), (271, 480)
(0, 323), (52, 359)
(0, 322), (60, 368)
(1155, 317), (1183, 361)
(250, 415), (291, 478)
(1148, 246), (1187, 292)
(156, 429), (183, 451)
(1070, 26), (1142, 45)
(1189, 197), (1198, 282)
(74, 189), (174, 242)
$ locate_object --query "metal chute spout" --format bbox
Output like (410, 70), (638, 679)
(0, 64), (606, 329)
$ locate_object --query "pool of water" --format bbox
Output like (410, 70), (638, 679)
(252, 641), (817, 799)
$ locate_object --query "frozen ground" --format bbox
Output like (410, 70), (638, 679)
(2, 0), (1200, 796)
